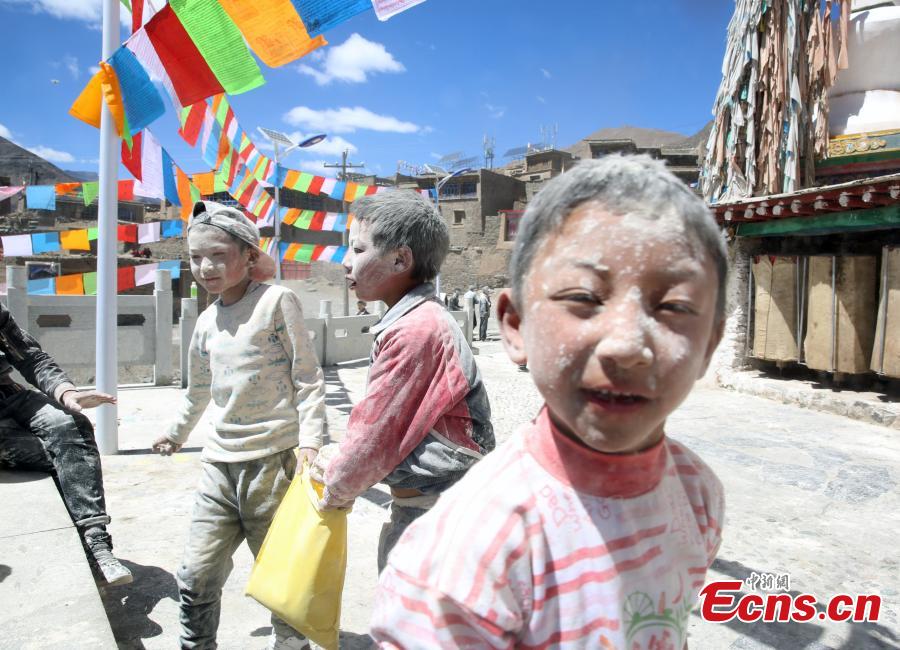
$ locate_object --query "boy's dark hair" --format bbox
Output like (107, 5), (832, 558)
(509, 155), (729, 320)
(350, 191), (449, 283)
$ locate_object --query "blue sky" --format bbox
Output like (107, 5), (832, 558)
(0, 0), (734, 180)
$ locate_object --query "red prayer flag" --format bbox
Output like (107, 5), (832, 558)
(307, 175), (325, 196)
(117, 265), (136, 292)
(121, 131), (143, 181)
(144, 5), (224, 107)
(118, 179), (135, 201)
(238, 179), (258, 207)
(117, 224), (138, 243)
(311, 245), (327, 261)
(309, 211), (326, 231)
(131, 0), (144, 34)
(365, 184), (378, 195)
(178, 102), (206, 146)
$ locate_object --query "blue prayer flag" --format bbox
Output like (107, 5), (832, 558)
(25, 185), (56, 211)
(31, 232), (61, 254)
(329, 180), (347, 201)
(109, 47), (165, 134)
(162, 152), (180, 206)
(161, 220), (183, 238)
(27, 277), (56, 295)
(290, 0), (372, 37)
(159, 259), (181, 279)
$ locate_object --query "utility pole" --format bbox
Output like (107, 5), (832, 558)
(324, 149), (364, 316)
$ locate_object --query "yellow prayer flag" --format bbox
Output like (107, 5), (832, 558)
(192, 172), (216, 196)
(55, 273), (85, 295)
(283, 208), (300, 225)
(55, 183), (81, 196)
(60, 229), (92, 251)
(69, 70), (104, 128)
(98, 62), (130, 145)
(216, 0), (327, 68)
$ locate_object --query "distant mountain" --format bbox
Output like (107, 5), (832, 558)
(63, 169), (99, 182)
(0, 136), (79, 185)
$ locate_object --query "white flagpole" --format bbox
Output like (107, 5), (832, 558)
(95, 0), (120, 454)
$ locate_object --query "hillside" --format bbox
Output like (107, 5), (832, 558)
(0, 136), (79, 185)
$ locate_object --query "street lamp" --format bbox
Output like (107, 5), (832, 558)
(257, 127), (327, 283)
(423, 164), (472, 296)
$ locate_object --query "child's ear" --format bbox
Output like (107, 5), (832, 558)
(393, 246), (414, 274)
(497, 289), (527, 366)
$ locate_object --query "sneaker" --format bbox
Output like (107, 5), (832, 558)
(90, 546), (133, 587)
(267, 632), (310, 650)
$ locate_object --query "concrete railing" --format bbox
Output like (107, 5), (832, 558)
(2, 264), (175, 386)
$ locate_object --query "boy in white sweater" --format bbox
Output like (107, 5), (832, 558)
(153, 201), (326, 650)
(372, 156), (727, 648)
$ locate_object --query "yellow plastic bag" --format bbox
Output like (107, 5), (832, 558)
(246, 465), (348, 650)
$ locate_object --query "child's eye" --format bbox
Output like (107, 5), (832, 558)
(557, 292), (603, 306)
(658, 302), (696, 315)
(353, 248), (364, 255)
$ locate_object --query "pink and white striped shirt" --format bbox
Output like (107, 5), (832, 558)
(371, 408), (724, 649)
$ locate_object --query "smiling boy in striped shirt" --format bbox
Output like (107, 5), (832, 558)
(371, 156), (727, 649)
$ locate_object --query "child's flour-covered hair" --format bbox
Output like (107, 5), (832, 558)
(350, 191), (449, 282)
(509, 155), (729, 319)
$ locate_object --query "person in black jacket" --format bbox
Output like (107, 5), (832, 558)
(0, 300), (132, 586)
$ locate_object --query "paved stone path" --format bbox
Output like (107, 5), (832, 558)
(92, 338), (899, 649)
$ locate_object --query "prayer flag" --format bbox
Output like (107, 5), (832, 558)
(118, 224), (139, 243)
(217, 0), (327, 67)
(295, 244), (314, 263)
(289, 0), (372, 37)
(55, 183), (81, 196)
(1, 234), (33, 256)
(283, 169), (300, 188)
(295, 172), (314, 193)
(295, 210), (314, 229)
(162, 152), (180, 206)
(109, 46), (166, 133)
(134, 262), (159, 286)
(311, 245), (326, 261)
(82, 181), (100, 206)
(26, 185), (56, 211)
(0, 186), (24, 201)
(371, 0), (427, 21)
(343, 182), (358, 202)
(138, 222), (161, 244)
(176, 167), (195, 220)
(144, 5), (225, 106)
(122, 131), (143, 180)
(331, 246), (348, 263)
(60, 229), (91, 251)
(159, 259), (181, 279)
(318, 245), (337, 261)
(161, 220), (184, 238)
(82, 272), (98, 295)
(88, 228), (99, 241)
(284, 243), (301, 260)
(321, 212), (337, 231)
(179, 102), (206, 146)
(319, 177), (336, 197)
(135, 130), (165, 199)
(334, 212), (349, 233)
(193, 172), (216, 196)
(329, 180), (346, 200)
(99, 62), (132, 148)
(28, 278), (55, 295)
(169, 0), (265, 96)
(309, 211), (326, 231)
(31, 232), (61, 254)
(131, 0), (144, 34)
(69, 70), (103, 128)
(55, 273), (85, 295)
(118, 266), (136, 291)
(118, 179), (135, 201)
(283, 208), (300, 225)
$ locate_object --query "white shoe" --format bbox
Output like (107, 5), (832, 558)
(267, 632), (310, 650)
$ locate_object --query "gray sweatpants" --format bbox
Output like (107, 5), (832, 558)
(176, 449), (302, 649)
(376, 494), (438, 574)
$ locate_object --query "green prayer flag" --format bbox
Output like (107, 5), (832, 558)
(295, 244), (314, 263)
(87, 227), (99, 241)
(119, 0), (131, 11)
(82, 272), (98, 296)
(296, 172), (314, 193)
(82, 182), (99, 206)
(214, 164), (230, 194)
(189, 183), (201, 204)
(215, 96), (229, 126)
(295, 210), (314, 229)
(169, 0), (265, 96)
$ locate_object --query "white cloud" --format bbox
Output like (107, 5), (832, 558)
(540, 68), (552, 79)
(26, 145), (75, 163)
(484, 103), (506, 119)
(0, 0), (101, 21)
(297, 33), (404, 86)
(430, 152), (442, 160)
(63, 54), (80, 79)
(89, 65), (100, 75)
(536, 95), (546, 104)
(0, 123), (13, 140)
(283, 106), (420, 134)
(295, 159), (331, 175)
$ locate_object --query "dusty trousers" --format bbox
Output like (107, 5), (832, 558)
(176, 449), (304, 649)
(0, 386), (112, 547)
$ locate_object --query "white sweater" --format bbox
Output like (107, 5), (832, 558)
(167, 282), (326, 462)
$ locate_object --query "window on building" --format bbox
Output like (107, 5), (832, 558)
(502, 210), (524, 241)
(460, 182), (477, 197)
(453, 210), (465, 225)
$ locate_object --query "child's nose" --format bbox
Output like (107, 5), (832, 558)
(593, 304), (653, 369)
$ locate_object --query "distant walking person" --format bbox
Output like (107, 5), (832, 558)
(463, 284), (477, 335)
(477, 287), (492, 341)
(0, 296), (132, 587)
(356, 300), (370, 316)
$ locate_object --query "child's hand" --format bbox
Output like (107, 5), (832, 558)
(151, 435), (182, 455)
(296, 447), (318, 466)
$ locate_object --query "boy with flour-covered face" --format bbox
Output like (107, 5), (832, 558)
(372, 156), (728, 649)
